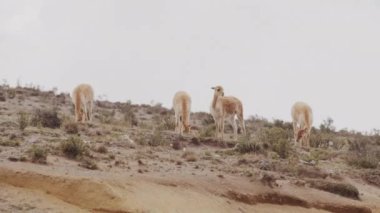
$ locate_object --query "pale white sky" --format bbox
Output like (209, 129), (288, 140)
(1, 0), (380, 132)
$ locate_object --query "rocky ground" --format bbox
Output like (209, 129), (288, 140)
(0, 86), (379, 213)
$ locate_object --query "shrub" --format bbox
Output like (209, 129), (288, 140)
(149, 130), (166, 146)
(17, 112), (29, 131)
(308, 180), (359, 200)
(235, 136), (262, 154)
(7, 89), (16, 99)
(31, 109), (62, 128)
(199, 124), (216, 138)
(254, 127), (291, 159)
(0, 140), (20, 147)
(79, 157), (98, 170)
(98, 109), (115, 124)
(63, 122), (79, 134)
(120, 102), (138, 127)
(182, 151), (197, 162)
(61, 136), (87, 159)
(153, 114), (175, 131)
(346, 139), (380, 169)
(28, 145), (48, 164)
(96, 145), (108, 154)
(0, 92), (5, 102)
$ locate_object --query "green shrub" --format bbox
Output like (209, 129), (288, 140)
(254, 127), (291, 159)
(199, 124), (216, 138)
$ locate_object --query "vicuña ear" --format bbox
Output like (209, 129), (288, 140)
(211, 87), (215, 90)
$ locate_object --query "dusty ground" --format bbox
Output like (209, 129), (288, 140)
(0, 87), (379, 213)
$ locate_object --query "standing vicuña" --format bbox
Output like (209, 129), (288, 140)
(72, 84), (94, 123)
(210, 86), (246, 141)
(173, 91), (191, 135)
(291, 102), (313, 147)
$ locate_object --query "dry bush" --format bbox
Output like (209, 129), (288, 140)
(17, 112), (29, 131)
(30, 109), (62, 129)
(28, 145), (48, 164)
(120, 101), (138, 127)
(96, 145), (108, 154)
(135, 130), (166, 147)
(308, 180), (359, 200)
(60, 136), (88, 159)
(254, 127), (292, 159)
(363, 170), (380, 187)
(79, 157), (98, 170)
(0, 91), (6, 102)
(199, 124), (216, 138)
(7, 89), (16, 99)
(346, 139), (380, 169)
(153, 114), (175, 131)
(0, 139), (20, 147)
(182, 151), (197, 162)
(235, 136), (262, 154)
(63, 122), (79, 134)
(97, 109), (115, 124)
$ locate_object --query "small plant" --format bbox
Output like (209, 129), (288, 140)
(17, 112), (29, 131)
(153, 114), (175, 131)
(182, 151), (197, 162)
(98, 109), (115, 124)
(7, 89), (16, 99)
(28, 145), (48, 164)
(235, 136), (262, 154)
(121, 101), (138, 127)
(0, 92), (6, 102)
(31, 109), (62, 128)
(96, 145), (108, 154)
(149, 130), (166, 146)
(63, 122), (79, 134)
(79, 157), (98, 170)
(61, 136), (87, 159)
(199, 124), (216, 138)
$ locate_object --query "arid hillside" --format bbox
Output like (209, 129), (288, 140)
(0, 85), (379, 213)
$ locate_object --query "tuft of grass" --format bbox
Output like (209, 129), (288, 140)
(0, 92), (6, 102)
(121, 101), (138, 127)
(60, 136), (87, 159)
(17, 112), (29, 131)
(308, 180), (359, 200)
(153, 114), (175, 131)
(31, 109), (62, 128)
(63, 122), (79, 134)
(28, 145), (48, 164)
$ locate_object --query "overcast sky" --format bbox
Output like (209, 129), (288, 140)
(1, 0), (380, 132)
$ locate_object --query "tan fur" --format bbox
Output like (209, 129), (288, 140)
(291, 102), (313, 147)
(72, 84), (94, 123)
(173, 91), (191, 135)
(210, 86), (246, 141)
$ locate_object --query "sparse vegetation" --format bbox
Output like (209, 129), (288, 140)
(0, 139), (20, 147)
(31, 109), (62, 128)
(17, 111), (29, 131)
(96, 145), (108, 154)
(346, 139), (380, 169)
(182, 151), (197, 162)
(60, 136), (88, 159)
(79, 157), (98, 170)
(28, 145), (48, 164)
(63, 122), (79, 134)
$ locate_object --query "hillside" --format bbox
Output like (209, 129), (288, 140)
(0, 85), (379, 213)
